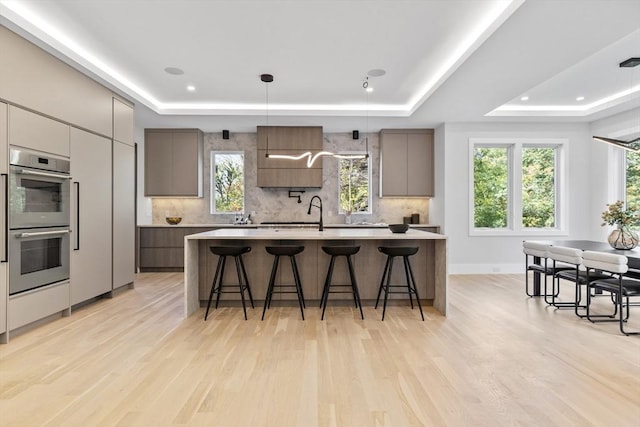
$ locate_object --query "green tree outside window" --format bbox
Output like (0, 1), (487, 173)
(338, 157), (369, 213)
(212, 153), (244, 213)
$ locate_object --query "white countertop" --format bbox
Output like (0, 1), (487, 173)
(184, 227), (446, 240)
(139, 223), (440, 229)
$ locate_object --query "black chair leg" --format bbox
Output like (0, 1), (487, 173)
(291, 256), (306, 308)
(321, 256), (336, 320)
(405, 255), (425, 321)
(215, 256), (227, 309)
(205, 256), (224, 320)
(375, 257), (391, 309)
(239, 256), (254, 308)
(235, 256), (248, 320)
(262, 255), (279, 320)
(347, 255), (364, 320)
(382, 257), (394, 321)
(290, 256), (305, 320)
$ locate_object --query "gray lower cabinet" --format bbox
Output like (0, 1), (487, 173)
(70, 127), (112, 305)
(138, 227), (218, 271)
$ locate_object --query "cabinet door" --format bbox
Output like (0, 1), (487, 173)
(70, 128), (112, 305)
(172, 131), (200, 196)
(113, 141), (135, 289)
(144, 131), (173, 196)
(113, 98), (134, 145)
(407, 133), (434, 196)
(0, 102), (7, 335)
(380, 133), (408, 196)
(8, 106), (70, 156)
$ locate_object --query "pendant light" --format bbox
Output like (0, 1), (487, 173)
(261, 74), (369, 166)
(592, 57), (640, 152)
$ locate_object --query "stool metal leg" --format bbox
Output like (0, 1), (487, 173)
(375, 256), (391, 309)
(262, 255), (280, 320)
(291, 256), (306, 308)
(381, 256), (394, 321)
(321, 256), (336, 320)
(290, 256), (305, 320)
(403, 256), (415, 309)
(347, 254), (364, 320)
(215, 256), (227, 309)
(205, 255), (224, 320)
(235, 256), (249, 320)
(405, 255), (425, 321)
(239, 255), (254, 308)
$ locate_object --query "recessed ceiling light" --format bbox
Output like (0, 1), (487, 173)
(164, 67), (184, 75)
(576, 96), (584, 101)
(367, 69), (386, 77)
(520, 96), (529, 101)
(186, 85), (196, 92)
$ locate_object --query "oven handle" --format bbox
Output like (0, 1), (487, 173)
(15, 229), (71, 238)
(1, 173), (7, 263)
(15, 168), (72, 180)
(74, 181), (80, 251)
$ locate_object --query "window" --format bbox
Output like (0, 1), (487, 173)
(626, 150), (640, 208)
(210, 152), (244, 213)
(470, 139), (566, 235)
(338, 154), (370, 214)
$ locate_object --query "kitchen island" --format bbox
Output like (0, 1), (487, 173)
(184, 228), (448, 317)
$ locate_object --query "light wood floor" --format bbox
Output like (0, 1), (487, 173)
(1, 273), (639, 427)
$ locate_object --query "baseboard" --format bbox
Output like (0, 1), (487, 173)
(450, 263), (522, 275)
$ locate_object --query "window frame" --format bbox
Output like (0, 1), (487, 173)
(336, 152), (372, 215)
(468, 138), (568, 236)
(210, 150), (245, 215)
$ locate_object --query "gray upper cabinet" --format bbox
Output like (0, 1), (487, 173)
(144, 128), (204, 197)
(257, 126), (323, 188)
(379, 129), (434, 197)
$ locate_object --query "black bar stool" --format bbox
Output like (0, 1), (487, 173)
(375, 246), (425, 321)
(205, 246), (254, 320)
(262, 245), (306, 320)
(320, 246), (364, 320)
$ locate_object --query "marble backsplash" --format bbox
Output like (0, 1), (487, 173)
(152, 132), (429, 225)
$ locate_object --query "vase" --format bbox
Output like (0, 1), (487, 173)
(607, 226), (639, 250)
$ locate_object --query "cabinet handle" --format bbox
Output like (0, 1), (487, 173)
(1, 173), (7, 263)
(74, 181), (80, 251)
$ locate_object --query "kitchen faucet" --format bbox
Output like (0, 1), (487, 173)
(307, 195), (323, 231)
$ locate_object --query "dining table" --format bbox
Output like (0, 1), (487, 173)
(528, 240), (640, 296)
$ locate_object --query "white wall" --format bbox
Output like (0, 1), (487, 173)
(441, 122), (593, 274)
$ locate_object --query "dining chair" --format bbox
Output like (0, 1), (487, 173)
(583, 250), (640, 336)
(522, 241), (573, 298)
(547, 246), (610, 316)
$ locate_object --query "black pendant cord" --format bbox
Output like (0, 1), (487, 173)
(265, 79), (269, 157)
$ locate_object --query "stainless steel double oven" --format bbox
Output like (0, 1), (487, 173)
(8, 148), (71, 295)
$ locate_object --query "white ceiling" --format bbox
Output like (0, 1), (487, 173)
(1, 0), (639, 133)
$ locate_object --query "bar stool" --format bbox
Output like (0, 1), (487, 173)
(205, 246), (254, 320)
(375, 246), (425, 321)
(320, 246), (364, 320)
(262, 245), (306, 320)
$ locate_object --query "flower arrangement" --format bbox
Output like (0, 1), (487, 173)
(601, 200), (639, 228)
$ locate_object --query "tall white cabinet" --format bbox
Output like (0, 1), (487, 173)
(112, 98), (135, 289)
(113, 140), (135, 289)
(0, 102), (7, 338)
(70, 127), (113, 305)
